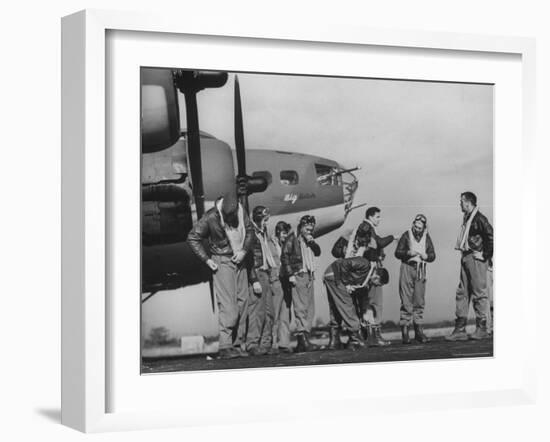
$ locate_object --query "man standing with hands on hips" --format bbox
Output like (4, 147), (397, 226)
(446, 191), (494, 341)
(187, 190), (255, 359)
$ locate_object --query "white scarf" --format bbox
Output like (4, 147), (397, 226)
(216, 199), (245, 254)
(407, 229), (427, 263)
(269, 237), (282, 267)
(455, 206), (479, 251)
(408, 228), (427, 281)
(300, 236), (315, 273)
(254, 224), (276, 270)
(273, 237), (282, 259)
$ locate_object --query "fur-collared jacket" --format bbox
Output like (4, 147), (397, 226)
(248, 223), (282, 283)
(394, 230), (436, 263)
(187, 202), (254, 263)
(280, 232), (321, 277)
(327, 256), (373, 286)
(460, 210), (494, 261)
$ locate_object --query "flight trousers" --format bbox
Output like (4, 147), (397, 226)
(398, 262), (426, 325)
(357, 284), (383, 325)
(487, 266), (494, 332)
(324, 273), (361, 332)
(292, 272), (315, 333)
(212, 255), (249, 350)
(455, 253), (489, 322)
(273, 277), (292, 348)
(246, 269), (277, 350)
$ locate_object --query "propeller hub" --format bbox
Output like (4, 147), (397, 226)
(237, 175), (268, 197)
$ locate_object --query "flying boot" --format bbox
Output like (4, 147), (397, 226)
(303, 332), (321, 351)
(401, 324), (411, 344)
(346, 330), (366, 351)
(248, 346), (267, 356)
(413, 323), (430, 343)
(445, 317), (469, 341)
(294, 333), (307, 353)
(218, 347), (241, 359)
(327, 327), (344, 350)
(469, 318), (490, 340)
(367, 324), (391, 347)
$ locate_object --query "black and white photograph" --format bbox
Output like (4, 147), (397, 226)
(140, 67), (494, 373)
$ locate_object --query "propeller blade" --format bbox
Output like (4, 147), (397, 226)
(234, 75), (246, 177)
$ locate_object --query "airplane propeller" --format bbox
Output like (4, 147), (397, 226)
(234, 76), (246, 181)
(147, 72), (269, 311)
(174, 70), (228, 219)
(173, 70), (228, 313)
(233, 75), (268, 212)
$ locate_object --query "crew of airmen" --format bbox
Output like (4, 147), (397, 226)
(187, 190), (494, 359)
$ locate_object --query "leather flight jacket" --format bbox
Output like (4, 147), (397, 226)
(394, 230), (436, 263)
(249, 225), (281, 283)
(331, 226), (393, 261)
(280, 232), (321, 277)
(329, 257), (372, 286)
(462, 211), (494, 261)
(187, 206), (255, 263)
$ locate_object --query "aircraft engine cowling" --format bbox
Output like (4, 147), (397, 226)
(141, 68), (181, 153)
(183, 133), (236, 202)
(142, 184), (193, 246)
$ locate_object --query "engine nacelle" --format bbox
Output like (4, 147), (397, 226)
(141, 68), (181, 153)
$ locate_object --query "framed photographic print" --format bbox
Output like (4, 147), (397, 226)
(62, 9), (536, 432)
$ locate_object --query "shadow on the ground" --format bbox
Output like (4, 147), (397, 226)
(35, 408), (61, 423)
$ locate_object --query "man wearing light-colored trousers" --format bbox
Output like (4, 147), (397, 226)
(324, 256), (389, 351)
(446, 191), (493, 341)
(245, 206), (284, 355)
(272, 221), (293, 353)
(394, 214), (436, 344)
(348, 207), (395, 346)
(281, 215), (321, 353)
(487, 259), (494, 334)
(187, 191), (254, 359)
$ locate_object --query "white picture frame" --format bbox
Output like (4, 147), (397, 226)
(61, 9), (537, 433)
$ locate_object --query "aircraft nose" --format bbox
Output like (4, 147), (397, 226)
(338, 164), (359, 216)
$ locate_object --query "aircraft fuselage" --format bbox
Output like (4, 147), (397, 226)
(142, 133), (357, 293)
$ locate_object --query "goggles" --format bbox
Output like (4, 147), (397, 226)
(414, 214), (427, 225)
(252, 206), (270, 221)
(300, 215), (316, 226)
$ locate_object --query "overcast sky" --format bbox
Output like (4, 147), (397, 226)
(142, 72), (493, 339)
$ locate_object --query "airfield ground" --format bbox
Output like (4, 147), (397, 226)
(142, 335), (493, 374)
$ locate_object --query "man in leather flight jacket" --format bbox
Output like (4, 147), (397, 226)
(394, 214), (436, 344)
(348, 207), (395, 347)
(243, 206), (284, 356)
(280, 215), (321, 353)
(446, 191), (494, 341)
(323, 256), (389, 351)
(187, 191), (255, 359)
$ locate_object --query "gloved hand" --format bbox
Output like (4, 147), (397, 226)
(231, 250), (247, 264)
(252, 281), (262, 294)
(206, 259), (218, 272)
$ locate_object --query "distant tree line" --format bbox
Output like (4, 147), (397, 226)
(144, 326), (219, 348)
(144, 327), (179, 348)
